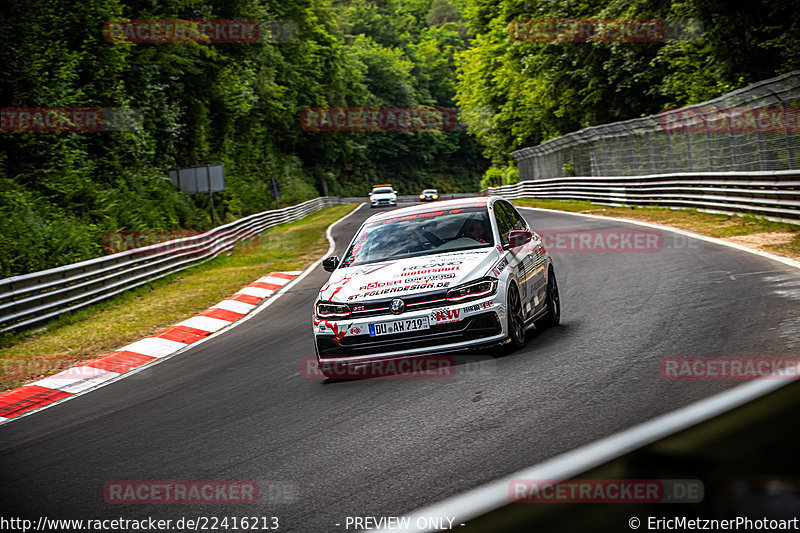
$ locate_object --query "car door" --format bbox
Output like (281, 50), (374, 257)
(492, 200), (527, 310)
(499, 200), (546, 318)
(514, 202), (548, 316)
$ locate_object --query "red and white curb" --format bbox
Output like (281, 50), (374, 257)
(0, 271), (301, 424)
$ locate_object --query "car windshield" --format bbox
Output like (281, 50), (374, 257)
(423, 189), (437, 194)
(372, 187), (393, 194)
(341, 206), (494, 267)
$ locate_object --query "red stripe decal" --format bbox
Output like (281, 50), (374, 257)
(85, 351), (157, 373)
(0, 386), (72, 419)
(152, 325), (211, 344)
(198, 308), (244, 322)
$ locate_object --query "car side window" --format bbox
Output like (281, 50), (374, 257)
(493, 202), (514, 248)
(503, 201), (528, 231)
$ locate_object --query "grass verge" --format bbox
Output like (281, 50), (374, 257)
(513, 199), (800, 260)
(0, 203), (359, 391)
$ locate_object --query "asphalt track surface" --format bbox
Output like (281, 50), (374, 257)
(1, 202), (799, 531)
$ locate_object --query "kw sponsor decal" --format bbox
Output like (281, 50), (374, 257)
(430, 308), (461, 324)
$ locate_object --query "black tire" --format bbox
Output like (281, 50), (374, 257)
(505, 283), (526, 351)
(534, 266), (561, 329)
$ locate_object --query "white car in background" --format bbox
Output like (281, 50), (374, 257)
(313, 196), (561, 378)
(369, 185), (397, 208)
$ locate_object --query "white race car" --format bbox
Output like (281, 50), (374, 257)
(369, 186), (397, 208)
(313, 196), (560, 378)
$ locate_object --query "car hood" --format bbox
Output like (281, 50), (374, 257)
(319, 248), (501, 303)
(371, 193), (396, 199)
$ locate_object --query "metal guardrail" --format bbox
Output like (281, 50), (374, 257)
(386, 377), (800, 532)
(0, 197), (341, 333)
(511, 71), (800, 179)
(483, 170), (800, 223)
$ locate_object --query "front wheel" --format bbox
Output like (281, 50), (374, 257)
(534, 267), (560, 329)
(505, 283), (525, 351)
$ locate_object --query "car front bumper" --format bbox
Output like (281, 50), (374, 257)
(371, 198), (397, 207)
(313, 294), (507, 365)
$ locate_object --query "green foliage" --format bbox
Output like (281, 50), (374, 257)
(456, 0), (800, 164)
(0, 0), (488, 276)
(480, 162), (517, 189)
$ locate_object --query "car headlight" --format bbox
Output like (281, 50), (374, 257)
(419, 194), (425, 199)
(316, 301), (351, 318)
(446, 278), (498, 302)
(432, 194), (438, 199)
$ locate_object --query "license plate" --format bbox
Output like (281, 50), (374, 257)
(368, 317), (430, 337)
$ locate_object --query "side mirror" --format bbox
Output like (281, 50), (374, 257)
(507, 230), (532, 250)
(323, 256), (340, 272)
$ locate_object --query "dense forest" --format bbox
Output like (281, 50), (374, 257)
(1, 0), (798, 276)
(458, 0), (800, 185)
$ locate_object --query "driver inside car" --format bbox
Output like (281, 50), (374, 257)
(461, 218), (490, 243)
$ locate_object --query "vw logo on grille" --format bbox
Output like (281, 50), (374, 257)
(390, 298), (406, 315)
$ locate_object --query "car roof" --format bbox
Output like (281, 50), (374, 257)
(366, 196), (493, 223)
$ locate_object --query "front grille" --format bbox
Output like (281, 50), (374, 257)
(349, 289), (450, 318)
(317, 312), (501, 357)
